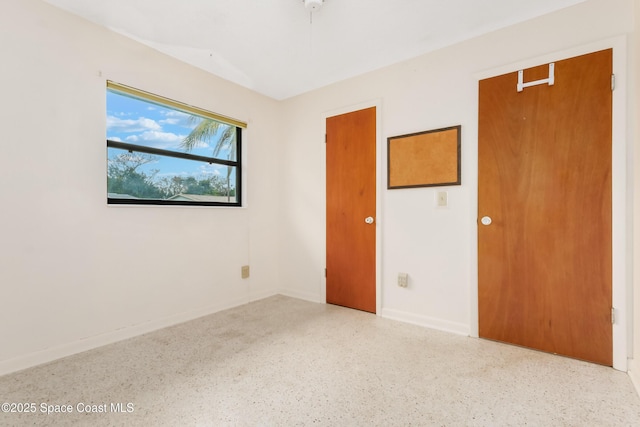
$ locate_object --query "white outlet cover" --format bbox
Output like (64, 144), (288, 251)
(398, 272), (408, 287)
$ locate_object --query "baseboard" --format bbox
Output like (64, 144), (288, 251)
(247, 289), (281, 304)
(380, 307), (470, 336)
(628, 358), (640, 397)
(0, 291), (278, 377)
(279, 288), (324, 304)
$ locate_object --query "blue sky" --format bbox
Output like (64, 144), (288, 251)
(106, 90), (235, 184)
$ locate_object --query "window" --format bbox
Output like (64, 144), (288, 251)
(106, 81), (246, 206)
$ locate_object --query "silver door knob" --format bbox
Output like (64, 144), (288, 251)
(365, 216), (375, 224)
(481, 216), (492, 226)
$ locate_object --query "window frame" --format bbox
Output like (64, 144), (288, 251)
(106, 81), (245, 207)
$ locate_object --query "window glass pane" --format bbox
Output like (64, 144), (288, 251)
(107, 147), (237, 202)
(107, 90), (236, 161)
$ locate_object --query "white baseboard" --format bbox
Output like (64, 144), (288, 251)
(247, 289), (281, 304)
(0, 291), (278, 377)
(279, 288), (324, 304)
(380, 307), (470, 336)
(628, 358), (640, 397)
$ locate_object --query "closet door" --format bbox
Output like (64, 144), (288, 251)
(478, 49), (612, 365)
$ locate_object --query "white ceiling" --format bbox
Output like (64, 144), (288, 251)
(42, 0), (586, 100)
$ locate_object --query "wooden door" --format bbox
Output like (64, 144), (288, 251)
(326, 107), (376, 313)
(478, 50), (612, 365)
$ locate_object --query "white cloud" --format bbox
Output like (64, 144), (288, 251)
(107, 136), (123, 142)
(106, 115), (162, 133)
(199, 164), (223, 175)
(160, 111), (192, 126)
(188, 140), (211, 149)
(125, 130), (187, 149)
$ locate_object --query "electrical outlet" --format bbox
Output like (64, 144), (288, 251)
(241, 265), (250, 279)
(398, 272), (408, 288)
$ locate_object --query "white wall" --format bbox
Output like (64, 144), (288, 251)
(0, 0), (281, 374)
(1, 0), (638, 380)
(279, 0), (637, 366)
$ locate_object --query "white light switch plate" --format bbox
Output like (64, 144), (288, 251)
(436, 191), (448, 207)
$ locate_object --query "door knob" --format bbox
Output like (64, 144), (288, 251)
(480, 216), (492, 226)
(365, 216), (375, 224)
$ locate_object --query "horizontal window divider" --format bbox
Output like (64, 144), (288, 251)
(107, 140), (238, 167)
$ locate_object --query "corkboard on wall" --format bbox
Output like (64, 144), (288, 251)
(387, 125), (461, 189)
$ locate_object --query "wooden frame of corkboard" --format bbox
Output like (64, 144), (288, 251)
(387, 125), (461, 189)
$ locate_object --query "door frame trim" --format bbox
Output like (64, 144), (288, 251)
(473, 36), (629, 371)
(323, 99), (383, 315)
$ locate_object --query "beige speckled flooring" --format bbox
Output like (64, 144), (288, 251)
(1, 295), (639, 426)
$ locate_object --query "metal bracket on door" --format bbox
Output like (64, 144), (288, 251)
(517, 63), (555, 92)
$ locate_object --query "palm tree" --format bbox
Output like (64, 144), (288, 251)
(181, 117), (236, 200)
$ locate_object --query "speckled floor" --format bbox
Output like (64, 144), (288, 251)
(1, 295), (639, 426)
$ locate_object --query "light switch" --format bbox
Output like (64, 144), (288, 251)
(436, 191), (448, 207)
